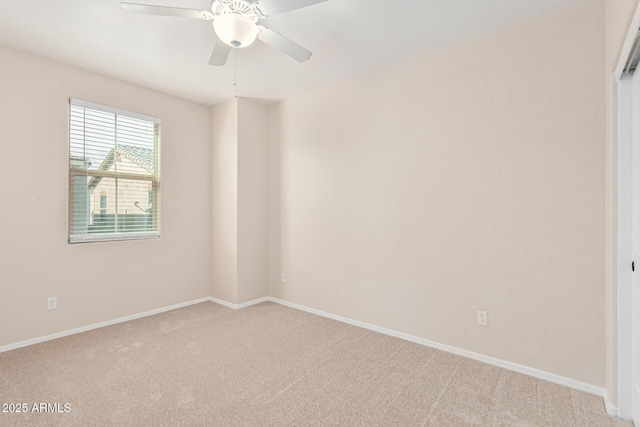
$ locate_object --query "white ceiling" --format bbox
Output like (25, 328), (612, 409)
(0, 0), (573, 106)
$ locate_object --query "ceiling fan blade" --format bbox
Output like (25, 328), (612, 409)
(209, 41), (232, 66)
(256, 0), (330, 17)
(120, 2), (214, 20)
(258, 28), (312, 62)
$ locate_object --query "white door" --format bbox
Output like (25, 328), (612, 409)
(632, 68), (640, 426)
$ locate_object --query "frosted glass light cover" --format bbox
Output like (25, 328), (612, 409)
(213, 13), (258, 48)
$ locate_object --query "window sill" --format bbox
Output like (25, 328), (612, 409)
(69, 232), (159, 244)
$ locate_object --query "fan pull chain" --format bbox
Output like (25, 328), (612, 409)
(233, 47), (238, 99)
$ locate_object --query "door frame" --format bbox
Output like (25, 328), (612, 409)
(614, 4), (640, 419)
(616, 72), (633, 420)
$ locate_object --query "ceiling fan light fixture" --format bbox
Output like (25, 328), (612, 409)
(213, 12), (258, 48)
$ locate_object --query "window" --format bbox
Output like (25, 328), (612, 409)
(69, 99), (160, 243)
(99, 192), (107, 221)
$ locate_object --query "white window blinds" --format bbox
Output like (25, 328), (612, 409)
(69, 99), (160, 243)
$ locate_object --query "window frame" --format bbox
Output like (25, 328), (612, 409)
(68, 98), (161, 244)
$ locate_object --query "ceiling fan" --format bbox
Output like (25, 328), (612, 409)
(120, 0), (329, 66)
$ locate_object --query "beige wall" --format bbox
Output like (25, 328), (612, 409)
(268, 103), (282, 297)
(211, 98), (269, 304)
(237, 99), (269, 303)
(606, 0), (639, 72)
(211, 99), (239, 303)
(0, 45), (212, 347)
(269, 0), (606, 386)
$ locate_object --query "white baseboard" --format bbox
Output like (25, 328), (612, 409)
(603, 390), (619, 416)
(267, 297), (609, 400)
(0, 296), (267, 354)
(0, 293), (619, 414)
(0, 297), (211, 354)
(208, 296), (269, 309)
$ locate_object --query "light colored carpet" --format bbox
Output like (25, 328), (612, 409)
(0, 301), (633, 426)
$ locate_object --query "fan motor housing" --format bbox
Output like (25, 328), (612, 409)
(211, 0), (266, 22)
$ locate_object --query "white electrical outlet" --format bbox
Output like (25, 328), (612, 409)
(477, 310), (488, 327)
(281, 273), (286, 284)
(47, 297), (57, 311)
